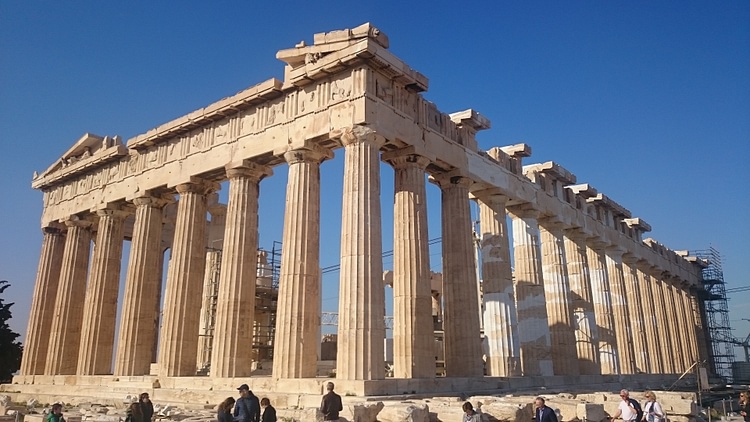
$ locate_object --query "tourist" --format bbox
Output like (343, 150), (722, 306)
(534, 397), (557, 422)
(139, 392), (154, 422)
(126, 402), (144, 422)
(739, 391), (750, 422)
(234, 383), (261, 422)
(218, 397), (236, 422)
(320, 382), (343, 421)
(45, 403), (65, 422)
(609, 389), (643, 422)
(260, 398), (277, 422)
(462, 401), (481, 422)
(642, 391), (664, 422)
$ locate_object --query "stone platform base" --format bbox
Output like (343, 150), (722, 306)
(1, 373), (688, 408)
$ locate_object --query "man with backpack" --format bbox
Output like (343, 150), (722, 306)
(609, 390), (643, 422)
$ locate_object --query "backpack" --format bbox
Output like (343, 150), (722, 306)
(628, 398), (643, 422)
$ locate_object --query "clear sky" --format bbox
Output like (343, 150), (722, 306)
(1, 1), (748, 364)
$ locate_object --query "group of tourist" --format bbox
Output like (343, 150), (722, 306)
(217, 381), (341, 422)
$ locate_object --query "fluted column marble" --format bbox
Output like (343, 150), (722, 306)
(604, 246), (636, 374)
(115, 195), (169, 376)
(671, 279), (694, 368)
(687, 287), (709, 364)
(336, 128), (386, 381)
(662, 276), (686, 372)
(158, 180), (217, 377)
(636, 262), (664, 373)
(652, 274), (676, 373)
(45, 217), (93, 375)
(20, 225), (65, 375)
(678, 285), (699, 365)
(211, 162), (271, 378)
(383, 150), (434, 379)
(622, 253), (650, 373)
(538, 218), (578, 376)
(563, 229), (599, 375)
(433, 173), (483, 377)
(77, 208), (127, 375)
(477, 194), (521, 377)
(586, 239), (618, 375)
(273, 146), (331, 378)
(508, 205), (553, 377)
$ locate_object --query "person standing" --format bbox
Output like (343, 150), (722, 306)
(610, 389), (643, 422)
(234, 384), (261, 422)
(260, 398), (277, 422)
(739, 391), (750, 422)
(46, 404), (65, 422)
(320, 382), (343, 421)
(642, 391), (665, 422)
(534, 397), (558, 422)
(139, 393), (154, 422)
(462, 401), (481, 422)
(217, 397), (236, 422)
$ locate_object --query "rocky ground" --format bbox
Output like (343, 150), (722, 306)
(1, 390), (706, 422)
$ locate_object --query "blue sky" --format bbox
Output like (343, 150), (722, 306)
(1, 1), (748, 364)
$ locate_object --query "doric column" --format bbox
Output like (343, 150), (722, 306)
(77, 208), (127, 375)
(432, 172), (483, 377)
(477, 194), (521, 377)
(507, 205), (553, 377)
(687, 287), (709, 365)
(622, 253), (650, 373)
(20, 224), (65, 375)
(336, 127), (386, 380)
(158, 179), (217, 377)
(563, 228), (600, 375)
(652, 274), (683, 374)
(211, 162), (271, 378)
(671, 279), (694, 368)
(652, 274), (676, 373)
(382, 149), (434, 379)
(196, 195), (226, 372)
(45, 216), (93, 375)
(538, 217), (578, 376)
(586, 238), (618, 374)
(662, 276), (686, 372)
(604, 246), (636, 374)
(678, 285), (698, 365)
(115, 195), (168, 376)
(635, 261), (664, 373)
(273, 146), (331, 378)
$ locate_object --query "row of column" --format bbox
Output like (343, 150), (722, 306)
(21, 127), (704, 380)
(477, 202), (704, 377)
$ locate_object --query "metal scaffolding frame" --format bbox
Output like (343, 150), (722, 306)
(693, 247), (735, 382)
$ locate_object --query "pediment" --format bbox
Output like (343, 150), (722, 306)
(33, 133), (127, 189)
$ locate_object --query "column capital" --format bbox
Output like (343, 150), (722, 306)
(283, 145), (333, 165)
(330, 125), (386, 148)
(586, 235), (609, 250)
(622, 252), (640, 265)
(471, 187), (508, 204)
(132, 194), (173, 209)
(61, 215), (93, 229)
(225, 160), (273, 181)
(538, 215), (568, 231)
(175, 177), (220, 196)
(382, 148), (431, 170)
(604, 244), (627, 257)
(95, 207), (129, 221)
(563, 226), (590, 240)
(42, 222), (66, 235)
(428, 170), (472, 190)
(506, 203), (540, 219)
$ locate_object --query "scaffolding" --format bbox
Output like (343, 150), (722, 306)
(693, 247), (735, 382)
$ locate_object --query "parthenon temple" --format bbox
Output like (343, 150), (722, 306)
(10, 23), (710, 398)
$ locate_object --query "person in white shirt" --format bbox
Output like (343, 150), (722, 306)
(642, 391), (665, 422)
(609, 389), (642, 422)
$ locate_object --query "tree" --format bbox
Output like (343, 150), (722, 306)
(0, 280), (23, 382)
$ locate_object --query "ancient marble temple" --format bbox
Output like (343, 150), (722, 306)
(15, 24), (709, 396)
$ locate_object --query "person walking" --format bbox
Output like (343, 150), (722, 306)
(462, 401), (481, 422)
(320, 382), (343, 421)
(534, 397), (558, 422)
(610, 389), (643, 422)
(139, 393), (154, 422)
(260, 398), (277, 422)
(642, 391), (665, 422)
(217, 397), (236, 422)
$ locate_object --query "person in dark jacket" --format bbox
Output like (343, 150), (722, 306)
(234, 384), (261, 422)
(534, 397), (558, 422)
(218, 397), (236, 422)
(260, 398), (277, 422)
(139, 393), (154, 422)
(320, 382), (343, 421)
(739, 391), (750, 422)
